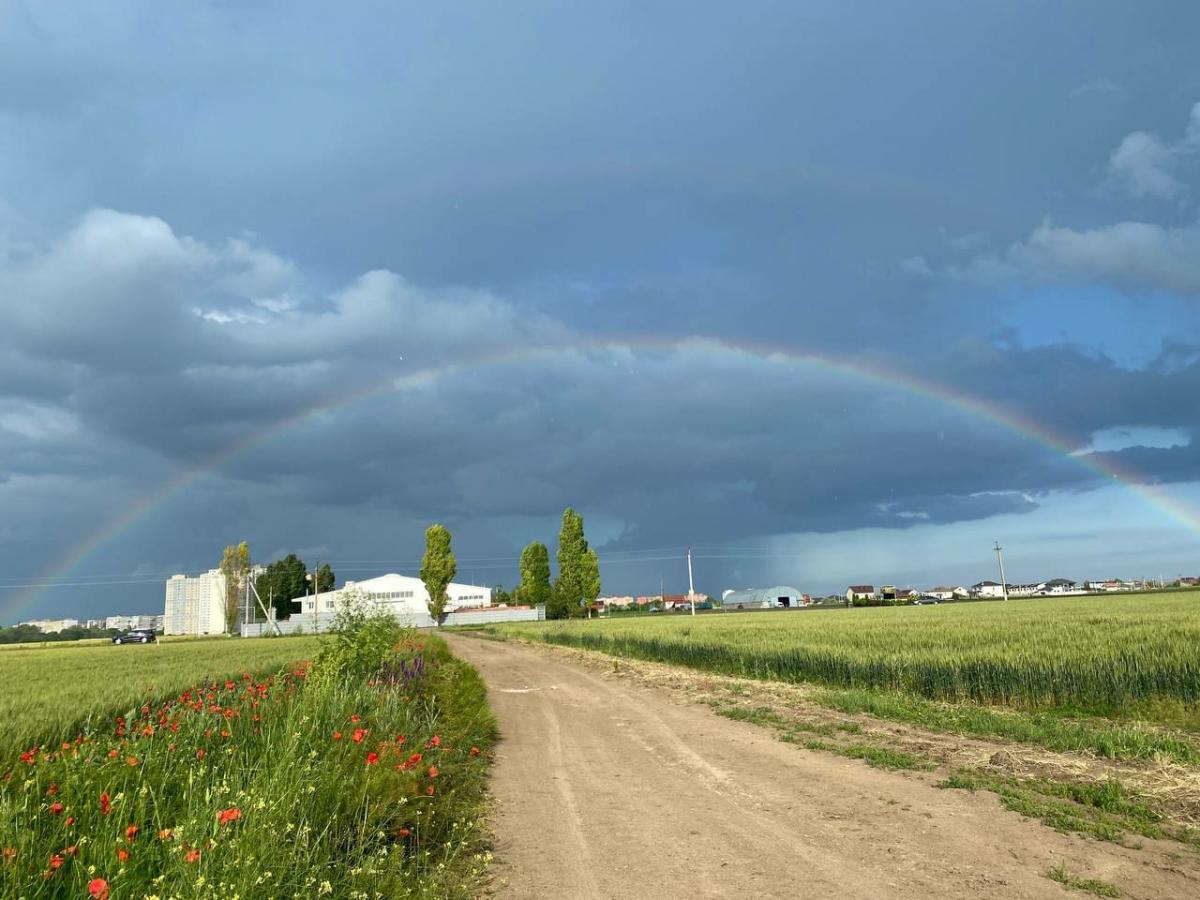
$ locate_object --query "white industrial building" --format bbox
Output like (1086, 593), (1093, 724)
(290, 573), (491, 630)
(164, 569), (228, 636)
(722, 586), (809, 609)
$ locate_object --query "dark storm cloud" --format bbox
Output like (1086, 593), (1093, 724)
(4, 2), (1200, 616)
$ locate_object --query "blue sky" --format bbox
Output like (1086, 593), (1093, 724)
(3, 1), (1200, 619)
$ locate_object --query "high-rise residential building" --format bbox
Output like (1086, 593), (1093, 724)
(163, 570), (227, 636)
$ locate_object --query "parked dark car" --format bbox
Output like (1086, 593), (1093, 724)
(112, 629), (157, 645)
(912, 595), (941, 605)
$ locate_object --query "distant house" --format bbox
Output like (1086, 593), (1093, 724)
(1040, 578), (1078, 595)
(1008, 582), (1041, 597)
(722, 586), (808, 609)
(970, 580), (1006, 599)
(845, 585), (876, 602)
(927, 586), (967, 601)
(598, 595), (635, 608)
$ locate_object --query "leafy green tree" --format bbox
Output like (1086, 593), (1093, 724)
(552, 508), (600, 619)
(257, 554), (308, 618)
(517, 541), (552, 609)
(317, 563), (336, 593)
(580, 547), (601, 618)
(420, 524), (457, 623)
(219, 541), (251, 633)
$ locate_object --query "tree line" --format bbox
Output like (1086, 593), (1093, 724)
(216, 504), (600, 630)
(411, 508), (602, 621)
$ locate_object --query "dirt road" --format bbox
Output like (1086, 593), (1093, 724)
(446, 634), (1200, 900)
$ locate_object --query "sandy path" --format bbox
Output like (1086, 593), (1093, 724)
(445, 634), (1200, 900)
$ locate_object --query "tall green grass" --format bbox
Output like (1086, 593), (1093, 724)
(481, 593), (1200, 718)
(0, 637), (322, 761)
(0, 627), (496, 898)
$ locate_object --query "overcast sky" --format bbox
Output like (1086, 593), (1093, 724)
(4, 1), (1200, 620)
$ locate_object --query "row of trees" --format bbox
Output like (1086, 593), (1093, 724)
(513, 508), (601, 619)
(217, 507), (598, 630)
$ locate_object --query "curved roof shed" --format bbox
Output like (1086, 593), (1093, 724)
(721, 586), (806, 608)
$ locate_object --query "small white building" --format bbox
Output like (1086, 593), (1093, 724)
(927, 586), (967, 602)
(971, 580), (1007, 599)
(292, 573), (492, 629)
(164, 570), (228, 636)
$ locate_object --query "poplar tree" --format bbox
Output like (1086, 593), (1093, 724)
(219, 541), (251, 633)
(552, 508), (600, 619)
(420, 524), (457, 623)
(517, 541), (551, 609)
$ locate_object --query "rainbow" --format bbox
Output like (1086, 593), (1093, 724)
(4, 335), (1196, 619)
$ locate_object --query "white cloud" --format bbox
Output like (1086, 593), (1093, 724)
(950, 218), (1200, 295)
(0, 401), (79, 440)
(1106, 101), (1200, 200)
(1069, 77), (1123, 99)
(1108, 131), (1182, 200)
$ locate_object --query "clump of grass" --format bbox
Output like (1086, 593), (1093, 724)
(1045, 862), (1122, 897)
(939, 772), (1200, 847)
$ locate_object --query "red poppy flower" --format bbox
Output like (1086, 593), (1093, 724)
(350, 714), (362, 723)
(49, 854), (64, 869)
(158, 828), (174, 841)
(398, 827), (411, 837)
(88, 878), (110, 900)
(99, 792), (111, 815)
(332, 731), (343, 741)
(48, 802), (64, 815)
(125, 756), (139, 767)
(184, 849), (201, 863)
(352, 728), (368, 743)
(125, 824), (139, 841)
(470, 746), (481, 756)
(428, 765), (439, 778)
(366, 752), (379, 766)
(196, 748), (206, 760)
(116, 848), (128, 863)
(46, 783), (59, 796)
(425, 785), (435, 795)
(66, 816), (76, 826)
(395, 734), (406, 744)
(217, 807), (242, 827)
(429, 735), (441, 748)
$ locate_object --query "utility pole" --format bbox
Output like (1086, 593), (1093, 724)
(687, 547), (696, 616)
(994, 541), (1008, 601)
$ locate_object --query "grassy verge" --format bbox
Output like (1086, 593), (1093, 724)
(0, 614), (496, 898)
(808, 687), (1200, 766)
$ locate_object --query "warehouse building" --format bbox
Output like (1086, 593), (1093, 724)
(721, 586), (809, 609)
(290, 573), (493, 630)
